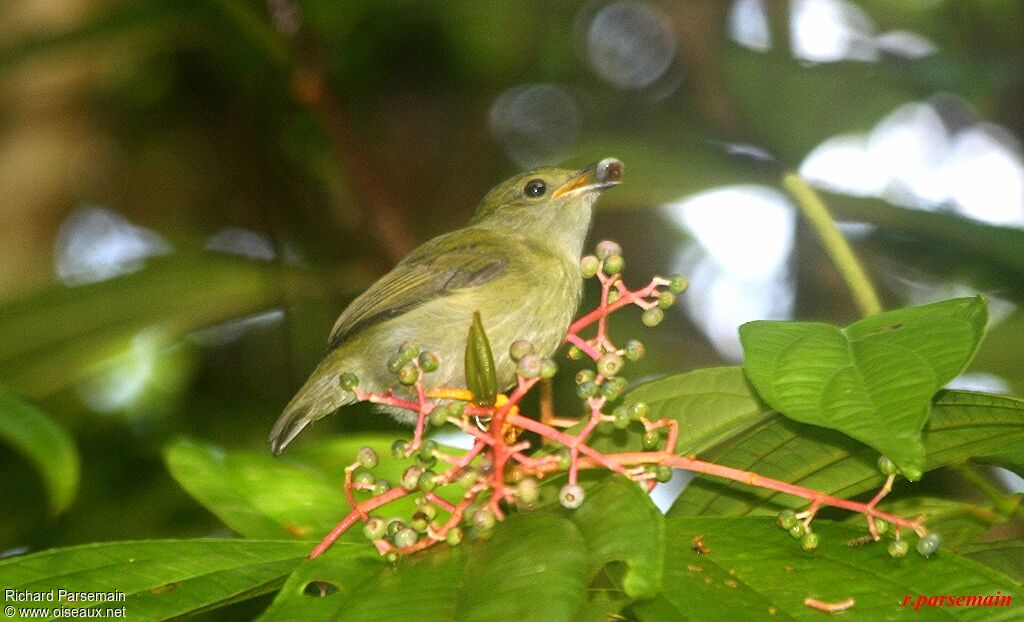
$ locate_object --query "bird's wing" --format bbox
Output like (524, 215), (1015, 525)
(327, 232), (510, 349)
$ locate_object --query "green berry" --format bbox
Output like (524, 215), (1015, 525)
(875, 519), (890, 536)
(372, 479), (391, 496)
(641, 430), (659, 450)
(604, 254), (624, 275)
(398, 362), (419, 386)
(339, 372), (359, 391)
(399, 341), (421, 357)
(393, 527), (418, 548)
(579, 255), (600, 278)
(417, 471), (437, 491)
(391, 440), (409, 458)
(445, 527), (464, 546)
(354, 470), (375, 486)
(602, 376), (628, 401)
(386, 519), (406, 538)
(560, 484), (585, 509)
(776, 509), (798, 530)
(888, 539), (909, 558)
(418, 439), (438, 460)
(642, 307), (665, 327)
(429, 405), (450, 427)
(597, 352), (624, 377)
(515, 478), (540, 504)
(801, 532), (820, 551)
(668, 274), (688, 294)
(788, 523), (807, 539)
(387, 355), (404, 374)
(628, 402), (649, 420)
(606, 289), (620, 304)
(509, 339), (536, 361)
(655, 465), (672, 483)
(917, 533), (941, 557)
(556, 449), (572, 469)
(457, 468), (479, 488)
(612, 406), (630, 429)
(385, 551), (399, 564)
(517, 354), (542, 378)
(410, 512), (430, 532)
(877, 456), (897, 476)
(540, 358), (558, 379)
(417, 503), (438, 520)
(576, 381), (599, 399)
(567, 345), (583, 360)
(595, 240), (622, 260)
(401, 466), (424, 491)
(357, 446), (379, 469)
(472, 508), (497, 531)
(362, 517), (387, 540)
(575, 369), (596, 385)
(623, 339), (645, 361)
(658, 291), (676, 309)
(418, 351), (440, 372)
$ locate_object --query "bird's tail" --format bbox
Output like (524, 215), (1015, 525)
(268, 365), (354, 455)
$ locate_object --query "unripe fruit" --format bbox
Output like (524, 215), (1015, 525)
(801, 532), (820, 551)
(595, 240), (622, 260)
(339, 372), (360, 391)
(604, 254), (624, 275)
(418, 351), (440, 372)
(888, 539), (909, 558)
(357, 446), (379, 469)
(560, 484), (585, 509)
(917, 533), (941, 557)
(393, 527), (418, 548)
(362, 517), (386, 540)
(642, 307), (665, 327)
(623, 339), (645, 361)
(597, 352), (624, 377)
(509, 340), (535, 361)
(669, 274), (688, 294)
(579, 255), (600, 278)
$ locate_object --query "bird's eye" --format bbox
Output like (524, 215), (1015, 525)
(523, 179), (546, 198)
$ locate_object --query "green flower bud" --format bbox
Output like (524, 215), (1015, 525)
(391, 440), (409, 458)
(669, 274), (688, 294)
(877, 456), (897, 476)
(595, 240), (622, 260)
(418, 351), (440, 372)
(472, 508), (496, 531)
(888, 539), (909, 558)
(339, 372), (359, 391)
(597, 352), (625, 377)
(642, 307), (665, 327)
(604, 254), (624, 275)
(356, 446), (379, 469)
(641, 430), (659, 450)
(398, 362), (419, 386)
(623, 339), (645, 361)
(776, 509), (798, 530)
(559, 484), (585, 509)
(517, 354), (542, 378)
(540, 358), (558, 379)
(393, 527), (418, 548)
(362, 517), (386, 540)
(801, 532), (820, 552)
(445, 527), (464, 546)
(568, 345), (584, 360)
(612, 406), (630, 429)
(628, 402), (649, 420)
(916, 533), (941, 557)
(575, 369), (596, 385)
(579, 255), (600, 278)
(372, 479), (391, 496)
(515, 478), (540, 504)
(401, 466), (424, 491)
(509, 339), (536, 361)
(576, 380), (599, 399)
(658, 291), (676, 309)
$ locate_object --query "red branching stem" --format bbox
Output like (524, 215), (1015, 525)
(310, 485), (410, 558)
(564, 277), (665, 358)
(343, 463), (366, 520)
(865, 473), (896, 539)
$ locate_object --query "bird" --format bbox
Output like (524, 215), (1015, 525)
(269, 158), (622, 455)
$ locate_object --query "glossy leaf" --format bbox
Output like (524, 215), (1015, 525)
(0, 539), (310, 621)
(633, 517), (1019, 621)
(670, 390), (1024, 518)
(740, 297), (988, 478)
(0, 392), (80, 516)
(959, 540), (1024, 584)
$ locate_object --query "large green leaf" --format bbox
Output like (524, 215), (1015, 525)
(0, 255), (315, 397)
(670, 390), (1024, 519)
(261, 513), (588, 622)
(0, 539), (310, 621)
(959, 540), (1024, 584)
(0, 392), (80, 516)
(740, 297), (988, 478)
(633, 517), (1019, 622)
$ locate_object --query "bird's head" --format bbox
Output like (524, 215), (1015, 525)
(471, 158), (622, 257)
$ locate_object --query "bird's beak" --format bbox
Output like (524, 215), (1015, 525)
(552, 158), (623, 199)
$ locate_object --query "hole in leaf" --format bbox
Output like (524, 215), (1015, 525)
(303, 580), (339, 597)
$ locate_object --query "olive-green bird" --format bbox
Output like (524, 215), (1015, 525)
(269, 158), (622, 455)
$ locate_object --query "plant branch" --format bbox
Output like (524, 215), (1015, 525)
(782, 172), (883, 317)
